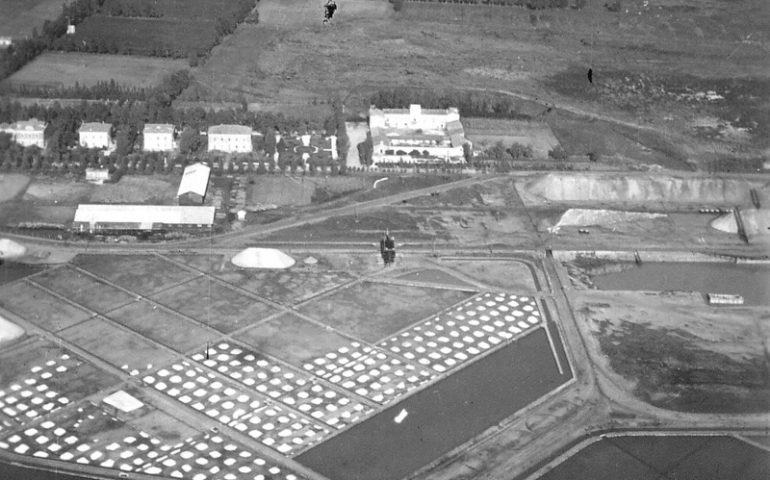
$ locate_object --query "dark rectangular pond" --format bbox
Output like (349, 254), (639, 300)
(0, 261), (44, 286)
(0, 461), (95, 480)
(297, 325), (571, 480)
(592, 262), (770, 306)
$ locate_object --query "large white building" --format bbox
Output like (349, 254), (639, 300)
(207, 124), (253, 153)
(143, 123), (175, 151)
(79, 122), (113, 150)
(0, 118), (46, 149)
(369, 104), (469, 164)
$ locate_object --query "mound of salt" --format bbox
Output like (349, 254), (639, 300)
(231, 248), (295, 269)
(0, 238), (27, 259)
(556, 209), (666, 228)
(710, 213), (737, 233)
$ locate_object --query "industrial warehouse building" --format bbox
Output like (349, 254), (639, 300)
(177, 162), (211, 205)
(72, 204), (215, 233)
(368, 104), (469, 165)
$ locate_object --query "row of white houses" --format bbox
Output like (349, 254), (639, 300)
(0, 119), (259, 153)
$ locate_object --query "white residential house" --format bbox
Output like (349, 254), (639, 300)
(143, 123), (175, 152)
(79, 122), (113, 150)
(207, 124), (253, 153)
(0, 118), (46, 149)
(368, 104), (469, 165)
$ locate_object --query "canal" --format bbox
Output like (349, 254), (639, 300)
(297, 325), (572, 480)
(592, 262), (770, 306)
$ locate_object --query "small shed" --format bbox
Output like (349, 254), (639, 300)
(102, 390), (146, 420)
(85, 168), (110, 185)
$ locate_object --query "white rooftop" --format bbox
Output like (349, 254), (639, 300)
(74, 204), (215, 228)
(103, 390), (144, 413)
(208, 124), (252, 136)
(79, 122), (112, 133)
(177, 163), (211, 198)
(144, 123), (174, 134)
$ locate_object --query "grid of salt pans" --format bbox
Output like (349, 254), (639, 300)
(0, 353), (78, 425)
(143, 361), (327, 455)
(303, 343), (434, 405)
(143, 432), (302, 480)
(191, 342), (372, 429)
(378, 293), (542, 373)
(0, 403), (155, 471)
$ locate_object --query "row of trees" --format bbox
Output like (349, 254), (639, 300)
(0, 0), (106, 81)
(484, 140), (534, 161)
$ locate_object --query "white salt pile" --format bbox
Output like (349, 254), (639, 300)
(231, 248), (295, 269)
(0, 314), (24, 344)
(556, 209), (666, 228)
(0, 238), (26, 259)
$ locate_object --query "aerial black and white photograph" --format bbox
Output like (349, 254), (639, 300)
(0, 0), (768, 479)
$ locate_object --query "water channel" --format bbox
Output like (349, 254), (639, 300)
(592, 262), (770, 306)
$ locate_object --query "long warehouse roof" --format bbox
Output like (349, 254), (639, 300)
(74, 204), (215, 228)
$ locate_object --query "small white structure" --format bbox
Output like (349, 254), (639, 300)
(143, 123), (175, 152)
(368, 104), (468, 165)
(73, 204), (215, 233)
(85, 168), (110, 185)
(78, 122), (113, 150)
(177, 163), (211, 205)
(0, 118), (46, 148)
(706, 293), (744, 306)
(0, 37), (12, 49)
(207, 124), (253, 153)
(102, 390), (145, 420)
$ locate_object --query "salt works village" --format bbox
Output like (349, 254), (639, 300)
(0, 1), (769, 480)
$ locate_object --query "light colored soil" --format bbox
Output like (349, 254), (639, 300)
(23, 181), (93, 203)
(0, 174), (30, 202)
(4, 52), (189, 89)
(345, 122), (368, 168)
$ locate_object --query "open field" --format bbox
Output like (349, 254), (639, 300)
(240, 312), (353, 367)
(463, 118), (560, 158)
(298, 281), (474, 342)
(394, 268), (477, 290)
(0, 281), (92, 331)
(59, 318), (176, 374)
(74, 254), (197, 296)
(246, 175), (371, 208)
(151, 276), (277, 333)
(106, 300), (216, 353)
(188, 0), (770, 168)
(574, 290), (770, 413)
(32, 267), (135, 313)
(0, 0), (61, 38)
(441, 260), (538, 293)
(4, 52), (189, 89)
(0, 175), (30, 203)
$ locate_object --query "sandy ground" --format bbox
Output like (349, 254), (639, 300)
(345, 122), (368, 168)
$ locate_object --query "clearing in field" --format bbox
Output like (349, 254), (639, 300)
(3, 52), (189, 89)
(32, 267), (135, 314)
(246, 176), (370, 208)
(59, 318), (176, 374)
(464, 118), (560, 158)
(106, 300), (217, 353)
(0, 0), (62, 38)
(74, 254), (198, 296)
(441, 260), (539, 293)
(239, 312), (353, 367)
(0, 175), (30, 203)
(0, 281), (92, 331)
(298, 281), (475, 342)
(151, 277), (277, 333)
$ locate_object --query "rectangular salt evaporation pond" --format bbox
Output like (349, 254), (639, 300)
(0, 461), (94, 480)
(592, 262), (770, 306)
(296, 327), (571, 480)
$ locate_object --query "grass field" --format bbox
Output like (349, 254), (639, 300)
(214, 267), (356, 304)
(240, 312), (353, 367)
(0, 175), (30, 203)
(151, 277), (277, 333)
(298, 281), (474, 342)
(59, 318), (176, 373)
(106, 300), (216, 353)
(442, 260), (538, 293)
(74, 255), (198, 296)
(4, 52), (189, 89)
(246, 176), (371, 207)
(0, 0), (61, 38)
(32, 267), (135, 313)
(0, 282), (92, 331)
(464, 118), (560, 158)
